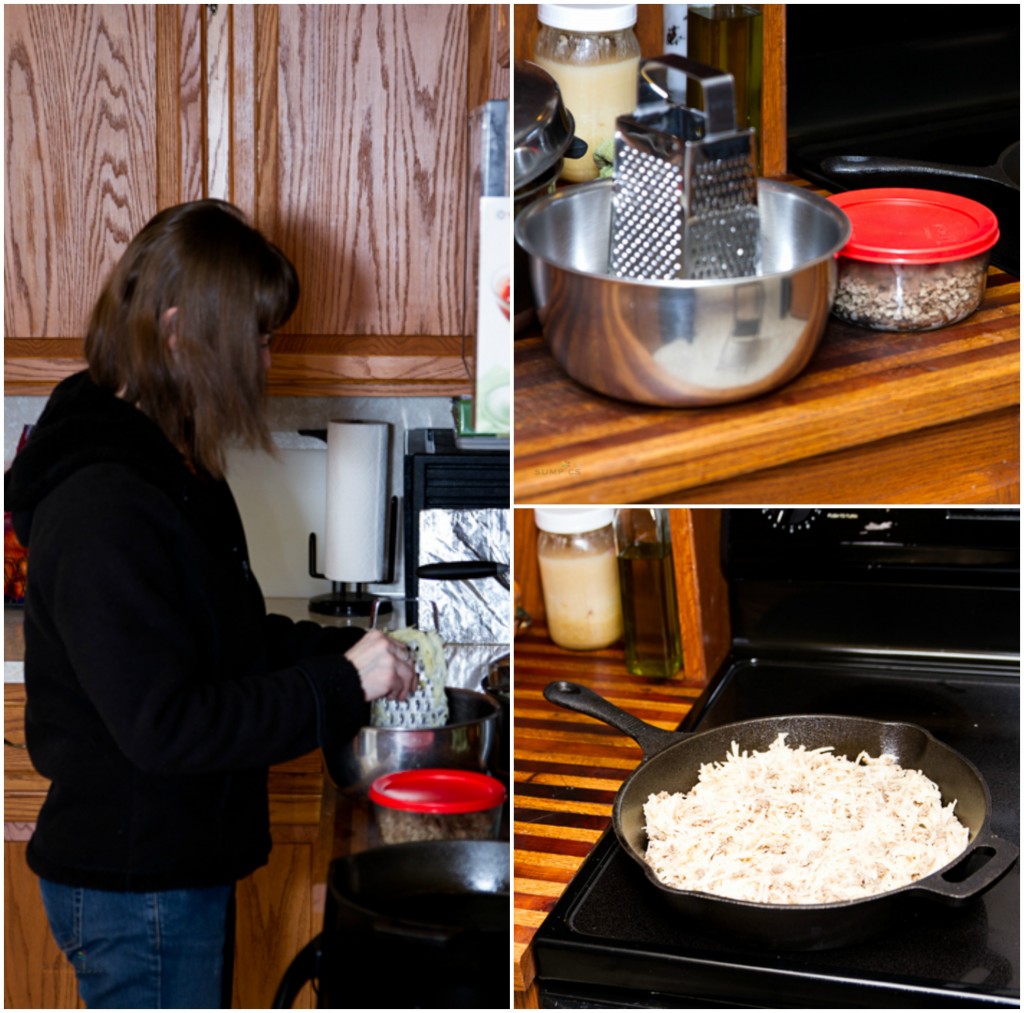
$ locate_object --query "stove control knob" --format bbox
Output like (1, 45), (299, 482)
(761, 509), (821, 532)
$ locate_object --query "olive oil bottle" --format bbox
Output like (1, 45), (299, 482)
(687, 5), (763, 171)
(615, 509), (683, 679)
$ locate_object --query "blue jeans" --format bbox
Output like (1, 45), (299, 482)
(38, 878), (233, 1009)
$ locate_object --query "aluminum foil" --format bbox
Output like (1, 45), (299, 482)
(445, 643), (510, 693)
(418, 508), (509, 689)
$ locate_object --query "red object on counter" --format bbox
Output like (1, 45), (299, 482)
(369, 768), (506, 813)
(828, 188), (999, 263)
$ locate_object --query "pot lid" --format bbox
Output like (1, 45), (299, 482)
(369, 768), (507, 813)
(828, 188), (1000, 263)
(514, 60), (577, 190)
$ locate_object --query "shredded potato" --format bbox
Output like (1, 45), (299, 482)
(642, 733), (969, 905)
(370, 627), (449, 729)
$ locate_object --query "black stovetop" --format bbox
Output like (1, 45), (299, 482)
(533, 653), (1020, 1009)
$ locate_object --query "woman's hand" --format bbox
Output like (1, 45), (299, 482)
(344, 630), (418, 703)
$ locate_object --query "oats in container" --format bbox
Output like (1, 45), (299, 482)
(828, 188), (999, 332)
(369, 768), (507, 844)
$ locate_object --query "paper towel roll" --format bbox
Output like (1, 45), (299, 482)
(323, 421), (389, 582)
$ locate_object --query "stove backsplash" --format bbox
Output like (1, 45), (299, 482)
(417, 507), (510, 691)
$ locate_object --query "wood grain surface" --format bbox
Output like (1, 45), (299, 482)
(512, 630), (703, 1005)
(4, 4), (505, 398)
(3, 5), (160, 338)
(271, 5), (470, 339)
(514, 263), (1020, 504)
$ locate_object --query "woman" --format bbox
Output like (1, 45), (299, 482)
(3, 200), (416, 1008)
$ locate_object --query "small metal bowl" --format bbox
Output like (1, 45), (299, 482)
(515, 178), (851, 406)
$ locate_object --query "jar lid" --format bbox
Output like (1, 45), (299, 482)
(538, 4), (638, 32)
(534, 507), (616, 534)
(369, 769), (507, 814)
(828, 188), (1000, 264)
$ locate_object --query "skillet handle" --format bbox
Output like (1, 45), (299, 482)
(543, 681), (681, 758)
(821, 154), (1001, 187)
(907, 831), (1019, 905)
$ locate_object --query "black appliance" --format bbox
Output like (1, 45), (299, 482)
(785, 6), (1019, 275)
(531, 507), (1020, 1008)
(403, 428), (509, 626)
(273, 840), (509, 1009)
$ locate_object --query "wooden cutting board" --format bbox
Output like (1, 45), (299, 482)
(514, 242), (1020, 505)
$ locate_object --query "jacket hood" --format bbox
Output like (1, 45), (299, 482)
(5, 371), (189, 547)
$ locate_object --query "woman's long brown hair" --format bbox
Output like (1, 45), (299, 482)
(85, 199), (299, 479)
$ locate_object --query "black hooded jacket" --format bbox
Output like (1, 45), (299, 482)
(4, 372), (368, 891)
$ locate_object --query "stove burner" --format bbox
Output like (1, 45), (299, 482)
(533, 658), (1019, 1009)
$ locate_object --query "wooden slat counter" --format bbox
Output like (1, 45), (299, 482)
(514, 201), (1020, 504)
(513, 626), (704, 1008)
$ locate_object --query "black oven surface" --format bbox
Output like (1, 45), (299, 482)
(532, 510), (1019, 1008)
(785, 6), (1020, 275)
(533, 657), (1020, 1009)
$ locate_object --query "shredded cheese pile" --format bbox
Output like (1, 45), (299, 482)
(642, 733), (969, 905)
(370, 627), (449, 729)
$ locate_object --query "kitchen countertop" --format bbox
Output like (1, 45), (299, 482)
(514, 182), (1020, 505)
(512, 624), (703, 1009)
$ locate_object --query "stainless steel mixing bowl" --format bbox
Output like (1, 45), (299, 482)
(514, 178), (851, 406)
(326, 688), (499, 792)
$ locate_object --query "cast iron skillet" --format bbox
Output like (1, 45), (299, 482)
(272, 840), (509, 1008)
(817, 142), (1019, 276)
(544, 681), (1019, 951)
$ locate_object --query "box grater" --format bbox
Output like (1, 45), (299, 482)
(370, 627), (450, 729)
(609, 54), (760, 281)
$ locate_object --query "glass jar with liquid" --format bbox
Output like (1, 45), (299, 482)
(535, 508), (623, 651)
(686, 5), (763, 169)
(533, 4), (641, 183)
(615, 508), (683, 679)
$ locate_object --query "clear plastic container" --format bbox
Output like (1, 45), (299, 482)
(828, 188), (999, 332)
(369, 769), (506, 844)
(533, 4), (640, 183)
(535, 507), (623, 650)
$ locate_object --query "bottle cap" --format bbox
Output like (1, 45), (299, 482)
(534, 507), (616, 534)
(538, 4), (638, 32)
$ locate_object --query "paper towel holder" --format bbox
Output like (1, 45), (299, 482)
(307, 496), (398, 617)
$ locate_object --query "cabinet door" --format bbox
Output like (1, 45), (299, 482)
(3, 4), (202, 392)
(233, 828), (319, 1010)
(5, 4), (508, 398)
(235, 5), (482, 395)
(4, 839), (86, 1009)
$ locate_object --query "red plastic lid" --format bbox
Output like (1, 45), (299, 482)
(828, 188), (999, 264)
(369, 768), (507, 814)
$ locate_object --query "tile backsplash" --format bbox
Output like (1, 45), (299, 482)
(5, 394), (456, 598)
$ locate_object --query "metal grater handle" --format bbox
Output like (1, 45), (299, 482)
(636, 54), (738, 139)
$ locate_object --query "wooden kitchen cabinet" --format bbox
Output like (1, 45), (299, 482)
(4, 681), (324, 1010)
(3, 4), (510, 397)
(4, 684), (84, 1009)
